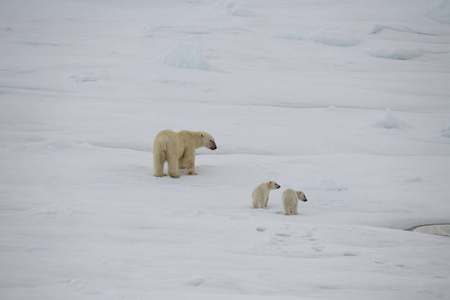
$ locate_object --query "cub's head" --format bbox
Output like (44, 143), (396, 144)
(200, 132), (217, 150)
(296, 191), (308, 202)
(269, 181), (281, 190)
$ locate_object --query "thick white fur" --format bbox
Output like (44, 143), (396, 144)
(153, 129), (216, 178)
(252, 181), (281, 209)
(282, 188), (307, 215)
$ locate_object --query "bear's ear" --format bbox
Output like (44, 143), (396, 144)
(269, 181), (272, 184)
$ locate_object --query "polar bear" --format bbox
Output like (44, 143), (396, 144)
(252, 181), (281, 209)
(282, 188), (308, 215)
(153, 129), (217, 178)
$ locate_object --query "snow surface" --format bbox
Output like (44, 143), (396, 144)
(1, 0), (450, 299)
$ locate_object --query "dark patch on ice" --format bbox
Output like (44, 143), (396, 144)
(275, 233), (290, 237)
(405, 223), (450, 237)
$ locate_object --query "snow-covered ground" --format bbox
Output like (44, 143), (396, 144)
(1, 0), (450, 299)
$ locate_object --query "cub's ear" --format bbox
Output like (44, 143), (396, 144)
(269, 181), (272, 184)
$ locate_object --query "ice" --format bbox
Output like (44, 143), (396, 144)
(366, 48), (425, 60)
(370, 24), (436, 36)
(442, 123), (450, 137)
(372, 108), (409, 129)
(163, 42), (213, 70)
(426, 0), (450, 24)
(228, 4), (257, 17)
(274, 30), (359, 47)
(1, 0), (450, 299)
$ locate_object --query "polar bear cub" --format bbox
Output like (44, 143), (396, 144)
(282, 189), (308, 215)
(252, 181), (281, 209)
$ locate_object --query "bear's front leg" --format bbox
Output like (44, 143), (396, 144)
(182, 152), (197, 175)
(187, 162), (198, 175)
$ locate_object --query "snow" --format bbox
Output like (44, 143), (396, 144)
(1, 0), (450, 299)
(427, 0), (450, 24)
(163, 42), (214, 70)
(410, 224), (450, 237)
(274, 30), (359, 47)
(372, 108), (409, 129)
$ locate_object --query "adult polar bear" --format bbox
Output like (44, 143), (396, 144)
(153, 129), (217, 178)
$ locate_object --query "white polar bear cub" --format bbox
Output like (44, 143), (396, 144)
(282, 188), (308, 215)
(252, 181), (281, 209)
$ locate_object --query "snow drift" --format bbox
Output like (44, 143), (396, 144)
(427, 0), (450, 24)
(274, 30), (359, 47)
(372, 108), (409, 129)
(163, 43), (213, 70)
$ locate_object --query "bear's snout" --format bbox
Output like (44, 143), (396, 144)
(303, 198), (308, 202)
(276, 185), (281, 189)
(210, 141), (217, 150)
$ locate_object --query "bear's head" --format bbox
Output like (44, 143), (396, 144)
(269, 181), (281, 190)
(296, 191), (308, 202)
(200, 132), (217, 150)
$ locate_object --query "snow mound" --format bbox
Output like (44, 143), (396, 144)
(370, 24), (435, 36)
(189, 207), (208, 218)
(163, 43), (212, 70)
(372, 108), (409, 129)
(274, 30), (359, 47)
(405, 176), (423, 183)
(142, 25), (212, 36)
(426, 0), (450, 24)
(71, 73), (102, 82)
(442, 123), (450, 137)
(229, 4), (256, 17)
(366, 48), (424, 60)
(217, 0), (257, 17)
(307, 180), (347, 192)
(19, 137), (94, 151)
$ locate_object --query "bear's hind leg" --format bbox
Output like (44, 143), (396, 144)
(154, 151), (167, 177)
(264, 196), (269, 208)
(167, 154), (181, 178)
(253, 197), (263, 209)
